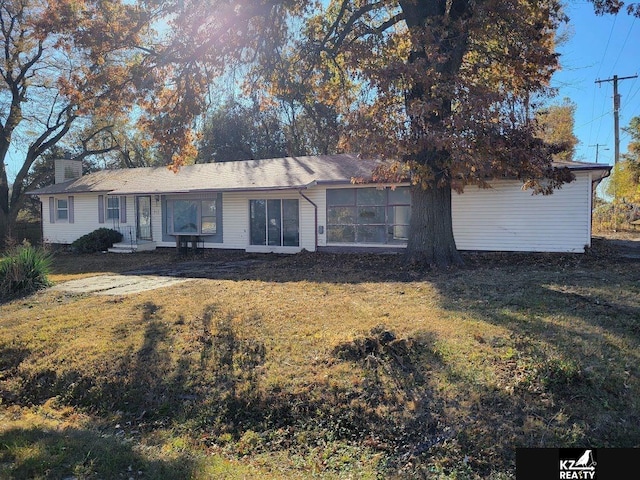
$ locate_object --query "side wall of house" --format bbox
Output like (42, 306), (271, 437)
(313, 172), (594, 253)
(40, 193), (136, 245)
(451, 171), (594, 252)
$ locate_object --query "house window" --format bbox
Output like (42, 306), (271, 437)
(106, 196), (120, 220)
(250, 199), (299, 247)
(201, 200), (217, 234)
(167, 198), (217, 235)
(56, 199), (68, 221)
(326, 187), (410, 244)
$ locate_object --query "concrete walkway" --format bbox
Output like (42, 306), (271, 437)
(51, 274), (190, 296)
(50, 257), (263, 296)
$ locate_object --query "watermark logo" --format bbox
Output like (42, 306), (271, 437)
(559, 449), (597, 479)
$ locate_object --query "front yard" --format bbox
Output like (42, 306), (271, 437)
(1, 238), (638, 479)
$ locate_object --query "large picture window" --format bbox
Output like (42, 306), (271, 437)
(250, 199), (299, 247)
(326, 187), (410, 244)
(168, 198), (217, 235)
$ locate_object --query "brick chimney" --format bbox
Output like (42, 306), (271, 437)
(54, 158), (82, 184)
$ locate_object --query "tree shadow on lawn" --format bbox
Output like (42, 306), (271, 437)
(6, 248), (640, 477)
(0, 425), (195, 480)
(428, 261), (640, 450)
(1, 301), (540, 477)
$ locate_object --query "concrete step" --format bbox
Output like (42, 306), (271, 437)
(108, 241), (157, 253)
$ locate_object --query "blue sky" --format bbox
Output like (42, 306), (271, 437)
(553, 1), (639, 165)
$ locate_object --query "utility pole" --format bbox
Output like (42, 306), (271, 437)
(588, 143), (609, 163)
(595, 74), (638, 165)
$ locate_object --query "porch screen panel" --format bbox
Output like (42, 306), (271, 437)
(327, 187), (411, 244)
(388, 187), (411, 243)
(327, 188), (356, 243)
(356, 188), (386, 243)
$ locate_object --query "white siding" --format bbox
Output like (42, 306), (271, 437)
(220, 191), (250, 250)
(38, 171), (596, 254)
(151, 196), (164, 244)
(302, 187), (327, 247)
(452, 171), (593, 252)
(41, 193), (135, 245)
(221, 190), (316, 253)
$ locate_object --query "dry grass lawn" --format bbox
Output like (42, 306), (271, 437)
(1, 237), (639, 479)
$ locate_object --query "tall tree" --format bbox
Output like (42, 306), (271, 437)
(196, 97), (288, 162)
(149, 0), (570, 266)
(535, 98), (579, 162)
(606, 116), (640, 204)
(196, 93), (341, 162)
(0, 0), (154, 241)
(623, 116), (640, 163)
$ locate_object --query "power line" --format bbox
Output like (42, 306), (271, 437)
(588, 143), (609, 163)
(590, 13), (618, 146)
(595, 74), (639, 164)
(611, 16), (636, 73)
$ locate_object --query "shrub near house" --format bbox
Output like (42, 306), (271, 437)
(71, 228), (123, 254)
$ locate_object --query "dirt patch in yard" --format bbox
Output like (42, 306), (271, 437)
(49, 234), (640, 295)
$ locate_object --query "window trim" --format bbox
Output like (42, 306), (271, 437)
(326, 186), (411, 245)
(249, 198), (300, 247)
(166, 198), (218, 236)
(56, 198), (69, 221)
(106, 196), (120, 221)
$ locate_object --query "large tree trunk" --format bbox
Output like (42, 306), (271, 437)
(406, 182), (463, 268)
(398, 0), (472, 268)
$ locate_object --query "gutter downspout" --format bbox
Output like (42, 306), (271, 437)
(299, 188), (318, 251)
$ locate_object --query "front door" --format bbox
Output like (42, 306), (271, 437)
(136, 196), (152, 241)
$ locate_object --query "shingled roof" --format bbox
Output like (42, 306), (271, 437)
(28, 154), (385, 196)
(28, 154), (610, 196)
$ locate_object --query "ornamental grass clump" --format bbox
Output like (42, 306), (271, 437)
(0, 244), (53, 301)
